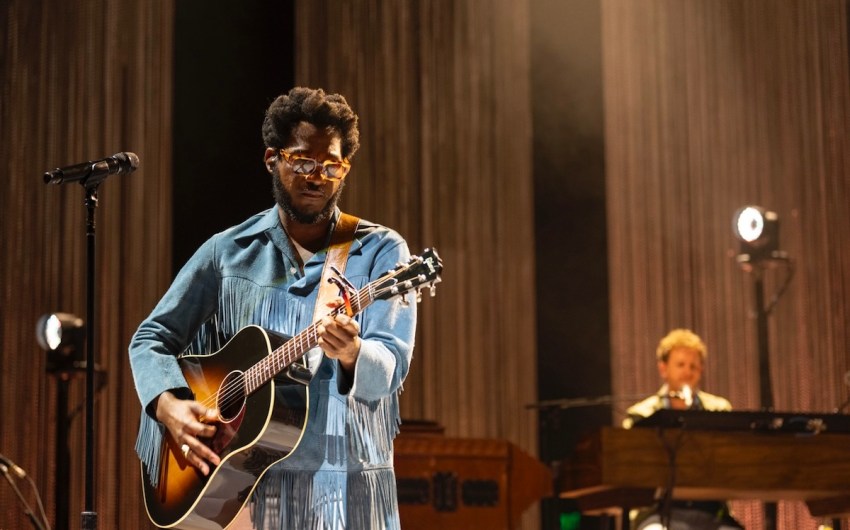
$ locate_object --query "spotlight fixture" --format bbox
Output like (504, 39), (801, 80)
(733, 206), (786, 266)
(36, 313), (85, 374)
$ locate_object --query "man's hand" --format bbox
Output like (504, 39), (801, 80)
(154, 391), (221, 475)
(318, 299), (361, 374)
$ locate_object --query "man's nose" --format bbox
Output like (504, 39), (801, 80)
(304, 169), (325, 184)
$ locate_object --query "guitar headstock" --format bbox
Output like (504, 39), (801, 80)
(373, 248), (443, 303)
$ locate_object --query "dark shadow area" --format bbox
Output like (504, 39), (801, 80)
(531, 1), (612, 528)
(173, 0), (295, 273)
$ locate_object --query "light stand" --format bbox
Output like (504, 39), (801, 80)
(752, 268), (773, 411)
(56, 375), (70, 530)
(733, 206), (793, 530)
(742, 263), (779, 530)
(37, 312), (104, 530)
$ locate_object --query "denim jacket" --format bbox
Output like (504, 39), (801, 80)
(129, 206), (416, 529)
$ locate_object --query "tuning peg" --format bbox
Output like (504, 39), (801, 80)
(428, 277), (442, 297)
(400, 293), (410, 307)
(416, 289), (423, 303)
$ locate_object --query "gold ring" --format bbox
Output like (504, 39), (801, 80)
(181, 444), (190, 458)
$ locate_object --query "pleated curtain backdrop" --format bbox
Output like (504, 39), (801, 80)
(294, 0), (538, 458)
(0, 0), (174, 528)
(602, 1), (850, 528)
(294, 1), (539, 527)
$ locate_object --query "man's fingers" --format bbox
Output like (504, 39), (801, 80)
(322, 314), (360, 337)
(339, 314), (360, 334)
(325, 297), (344, 308)
(319, 333), (344, 352)
(185, 447), (210, 475)
(182, 436), (221, 471)
(195, 422), (217, 438)
(191, 440), (221, 467)
(185, 403), (218, 437)
(189, 402), (219, 422)
(180, 402), (222, 472)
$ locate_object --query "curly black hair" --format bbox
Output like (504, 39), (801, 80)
(262, 87), (360, 159)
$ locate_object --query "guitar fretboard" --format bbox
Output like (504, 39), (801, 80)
(238, 250), (437, 395)
(243, 283), (373, 394)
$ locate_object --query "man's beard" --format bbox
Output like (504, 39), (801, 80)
(273, 177), (345, 225)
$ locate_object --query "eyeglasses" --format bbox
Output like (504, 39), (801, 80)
(278, 150), (351, 181)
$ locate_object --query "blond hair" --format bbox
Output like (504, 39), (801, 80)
(656, 328), (707, 362)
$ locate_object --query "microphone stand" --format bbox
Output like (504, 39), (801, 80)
(81, 183), (99, 530)
(44, 159), (132, 530)
(1, 465), (46, 530)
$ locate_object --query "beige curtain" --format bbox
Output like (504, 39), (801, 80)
(0, 0), (174, 528)
(295, 0), (537, 452)
(296, 1), (538, 527)
(603, 1), (850, 528)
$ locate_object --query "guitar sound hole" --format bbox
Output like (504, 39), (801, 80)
(217, 371), (247, 422)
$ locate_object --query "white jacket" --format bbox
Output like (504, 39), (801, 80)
(622, 384), (732, 428)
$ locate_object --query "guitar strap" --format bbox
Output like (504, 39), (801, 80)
(313, 211), (360, 324)
(289, 212), (360, 378)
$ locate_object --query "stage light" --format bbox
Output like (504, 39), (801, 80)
(733, 206), (785, 265)
(36, 313), (85, 373)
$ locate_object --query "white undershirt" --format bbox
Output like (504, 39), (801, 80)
(289, 237), (315, 270)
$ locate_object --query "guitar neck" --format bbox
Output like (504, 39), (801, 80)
(243, 284), (375, 394)
(239, 249), (441, 394)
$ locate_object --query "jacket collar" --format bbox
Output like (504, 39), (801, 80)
(232, 206), (363, 256)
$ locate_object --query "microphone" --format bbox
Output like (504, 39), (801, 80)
(667, 384), (694, 408)
(681, 384), (694, 408)
(43, 152), (139, 185)
(0, 453), (26, 479)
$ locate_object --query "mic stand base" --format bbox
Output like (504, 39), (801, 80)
(81, 511), (97, 530)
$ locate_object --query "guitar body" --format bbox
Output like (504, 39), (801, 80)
(141, 326), (309, 529)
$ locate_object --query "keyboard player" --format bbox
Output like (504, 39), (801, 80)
(622, 328), (744, 530)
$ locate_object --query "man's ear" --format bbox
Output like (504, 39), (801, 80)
(657, 360), (668, 380)
(264, 147), (277, 173)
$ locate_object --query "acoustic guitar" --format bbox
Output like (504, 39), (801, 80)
(141, 248), (443, 529)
